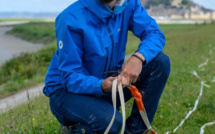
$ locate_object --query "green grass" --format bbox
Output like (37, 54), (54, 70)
(0, 43), (56, 98)
(153, 24), (215, 133)
(0, 96), (60, 134)
(1, 23), (215, 133)
(7, 22), (56, 44)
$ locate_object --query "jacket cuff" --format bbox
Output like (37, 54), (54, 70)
(96, 79), (106, 95)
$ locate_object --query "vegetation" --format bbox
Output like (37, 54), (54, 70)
(0, 18), (54, 22)
(7, 22), (56, 44)
(0, 22), (215, 133)
(148, 0), (171, 6)
(0, 22), (56, 98)
(182, 0), (190, 5)
(0, 96), (60, 134)
(0, 43), (56, 98)
(154, 24), (215, 133)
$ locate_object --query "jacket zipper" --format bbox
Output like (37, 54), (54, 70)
(103, 47), (109, 78)
(106, 23), (115, 71)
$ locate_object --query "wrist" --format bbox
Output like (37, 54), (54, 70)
(101, 79), (110, 94)
(131, 53), (146, 65)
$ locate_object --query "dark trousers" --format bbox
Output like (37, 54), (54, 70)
(49, 52), (171, 134)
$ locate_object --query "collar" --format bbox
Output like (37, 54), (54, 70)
(79, 0), (129, 22)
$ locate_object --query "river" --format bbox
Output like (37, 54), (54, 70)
(0, 25), (43, 66)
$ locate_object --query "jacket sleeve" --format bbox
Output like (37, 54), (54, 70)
(128, 0), (165, 64)
(56, 20), (104, 95)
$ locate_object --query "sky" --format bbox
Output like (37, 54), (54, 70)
(192, 0), (215, 10)
(0, 0), (77, 12)
(0, 0), (214, 12)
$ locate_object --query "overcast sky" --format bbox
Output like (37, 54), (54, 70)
(0, 0), (77, 12)
(192, 0), (215, 10)
(0, 0), (214, 12)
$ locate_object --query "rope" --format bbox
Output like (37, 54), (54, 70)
(166, 71), (210, 134)
(200, 121), (215, 134)
(128, 85), (157, 134)
(105, 80), (156, 134)
(104, 79), (126, 134)
(198, 59), (208, 68)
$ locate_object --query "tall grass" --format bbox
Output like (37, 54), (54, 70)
(7, 22), (56, 44)
(0, 95), (60, 134)
(0, 44), (56, 98)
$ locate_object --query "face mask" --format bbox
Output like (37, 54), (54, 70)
(115, 0), (126, 6)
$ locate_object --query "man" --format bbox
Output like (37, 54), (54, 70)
(43, 0), (171, 133)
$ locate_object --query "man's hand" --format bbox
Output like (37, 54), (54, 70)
(118, 52), (145, 87)
(102, 76), (117, 93)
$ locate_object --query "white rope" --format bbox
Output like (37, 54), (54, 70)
(166, 71), (210, 134)
(209, 50), (212, 55)
(198, 59), (208, 68)
(118, 82), (126, 133)
(104, 79), (126, 134)
(104, 80), (117, 134)
(212, 77), (215, 83)
(200, 121), (215, 134)
(140, 111), (152, 131)
(192, 71), (201, 80)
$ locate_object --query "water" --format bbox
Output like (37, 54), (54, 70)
(0, 26), (43, 66)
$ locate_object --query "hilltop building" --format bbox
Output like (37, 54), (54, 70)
(183, 5), (214, 19)
(212, 11), (215, 19)
(171, 0), (182, 8)
(146, 3), (215, 20)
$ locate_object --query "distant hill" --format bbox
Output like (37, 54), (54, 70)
(141, 0), (191, 9)
(140, 0), (212, 12)
(139, 0), (215, 19)
(0, 12), (60, 18)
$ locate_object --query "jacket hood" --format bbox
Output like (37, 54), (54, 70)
(79, 0), (129, 22)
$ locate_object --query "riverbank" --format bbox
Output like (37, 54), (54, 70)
(0, 22), (56, 101)
(0, 22), (47, 112)
(0, 83), (44, 113)
(0, 26), (43, 66)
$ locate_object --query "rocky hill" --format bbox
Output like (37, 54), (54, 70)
(141, 0), (212, 11)
(140, 0), (215, 19)
(141, 0), (191, 9)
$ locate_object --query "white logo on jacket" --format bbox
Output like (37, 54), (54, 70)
(59, 40), (63, 49)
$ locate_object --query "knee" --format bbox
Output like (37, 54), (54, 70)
(102, 112), (122, 134)
(152, 52), (171, 78)
(110, 115), (122, 133)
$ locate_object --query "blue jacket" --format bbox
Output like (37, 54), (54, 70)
(43, 0), (165, 96)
